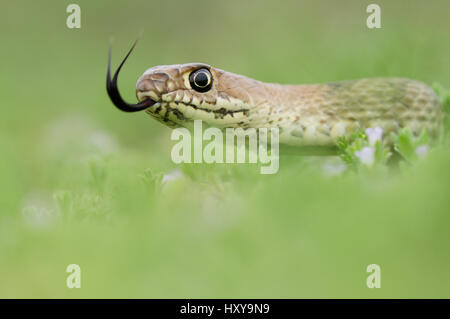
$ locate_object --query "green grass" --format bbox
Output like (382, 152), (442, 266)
(1, 0), (450, 298)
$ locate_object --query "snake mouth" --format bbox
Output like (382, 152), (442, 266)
(106, 39), (156, 112)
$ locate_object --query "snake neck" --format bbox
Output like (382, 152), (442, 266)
(244, 78), (443, 146)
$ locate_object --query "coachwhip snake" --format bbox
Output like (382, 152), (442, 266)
(107, 41), (443, 147)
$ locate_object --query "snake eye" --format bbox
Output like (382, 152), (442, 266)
(189, 68), (213, 92)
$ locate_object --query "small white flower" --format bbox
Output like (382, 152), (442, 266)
(355, 147), (375, 166)
(322, 162), (347, 176)
(21, 192), (56, 228)
(161, 170), (184, 185)
(365, 127), (383, 146)
(415, 145), (429, 158)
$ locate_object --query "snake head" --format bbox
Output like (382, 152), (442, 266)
(135, 62), (265, 128)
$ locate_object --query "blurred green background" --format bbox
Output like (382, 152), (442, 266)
(1, 0), (450, 298)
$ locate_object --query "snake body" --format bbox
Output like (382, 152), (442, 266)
(107, 43), (443, 147)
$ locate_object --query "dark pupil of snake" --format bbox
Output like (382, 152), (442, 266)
(194, 72), (209, 88)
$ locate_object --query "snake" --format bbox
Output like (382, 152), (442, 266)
(106, 41), (443, 150)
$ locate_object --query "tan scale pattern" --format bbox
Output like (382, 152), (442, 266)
(136, 63), (443, 146)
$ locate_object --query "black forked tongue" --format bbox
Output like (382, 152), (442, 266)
(106, 39), (155, 112)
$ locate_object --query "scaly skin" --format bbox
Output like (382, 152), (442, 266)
(134, 63), (443, 146)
